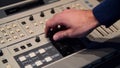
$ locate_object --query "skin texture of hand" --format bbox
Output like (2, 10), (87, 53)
(45, 9), (99, 41)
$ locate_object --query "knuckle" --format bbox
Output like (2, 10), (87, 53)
(67, 30), (73, 37)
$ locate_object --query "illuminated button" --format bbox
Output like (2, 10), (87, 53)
(4, 33), (8, 36)
(10, 31), (14, 34)
(7, 38), (12, 41)
(0, 28), (4, 31)
(20, 34), (25, 37)
(6, 26), (11, 29)
(57, 25), (61, 29)
(76, 4), (80, 6)
(19, 56), (26, 61)
(25, 26), (29, 29)
(34, 23), (38, 26)
(45, 57), (52, 62)
(39, 49), (46, 54)
(13, 24), (17, 27)
(40, 21), (43, 24)
(13, 36), (18, 39)
(16, 29), (21, 32)
(29, 30), (34, 34)
(25, 65), (33, 68)
(35, 60), (43, 66)
(1, 40), (5, 44)
(29, 52), (36, 57)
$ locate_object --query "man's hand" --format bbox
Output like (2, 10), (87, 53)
(45, 9), (99, 41)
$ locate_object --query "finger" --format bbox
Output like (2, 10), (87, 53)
(45, 19), (54, 36)
(53, 29), (72, 41)
(45, 13), (64, 36)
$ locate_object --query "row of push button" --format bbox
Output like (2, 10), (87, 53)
(24, 57), (53, 68)
(25, 60), (43, 68)
(14, 43), (33, 52)
(19, 55), (52, 62)
(19, 48), (46, 61)
(0, 23), (26, 44)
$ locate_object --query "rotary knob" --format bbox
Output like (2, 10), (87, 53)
(29, 15), (34, 21)
(0, 50), (3, 56)
(50, 8), (55, 14)
(40, 11), (45, 17)
(35, 36), (40, 42)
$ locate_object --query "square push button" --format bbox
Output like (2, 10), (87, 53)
(45, 57), (52, 62)
(27, 43), (32, 47)
(20, 46), (26, 50)
(39, 49), (46, 54)
(29, 52), (36, 58)
(25, 64), (33, 68)
(19, 56), (26, 62)
(2, 59), (8, 64)
(14, 48), (19, 52)
(35, 60), (43, 66)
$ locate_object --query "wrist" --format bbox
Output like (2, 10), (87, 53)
(88, 10), (100, 28)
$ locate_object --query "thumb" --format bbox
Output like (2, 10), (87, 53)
(53, 29), (72, 41)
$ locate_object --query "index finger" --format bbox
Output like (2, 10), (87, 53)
(45, 13), (63, 37)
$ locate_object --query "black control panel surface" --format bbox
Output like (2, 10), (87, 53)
(0, 0), (24, 7)
(14, 43), (63, 68)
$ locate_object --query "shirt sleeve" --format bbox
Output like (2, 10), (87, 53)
(93, 0), (120, 27)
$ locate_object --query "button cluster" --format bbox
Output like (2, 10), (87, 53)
(45, 57), (52, 62)
(39, 49), (46, 54)
(0, 22), (26, 45)
(23, 56), (52, 68)
(35, 60), (43, 66)
(15, 44), (63, 68)
(18, 48), (46, 61)
(29, 52), (36, 58)
(24, 60), (43, 68)
(25, 64), (33, 68)
(19, 56), (26, 62)
(18, 48), (52, 68)
(14, 43), (32, 52)
(20, 21), (35, 35)
(1, 1), (86, 68)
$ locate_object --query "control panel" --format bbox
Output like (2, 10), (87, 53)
(0, 0), (120, 68)
(87, 0), (120, 43)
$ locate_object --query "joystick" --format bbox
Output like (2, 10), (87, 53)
(46, 25), (67, 40)
(46, 25), (85, 56)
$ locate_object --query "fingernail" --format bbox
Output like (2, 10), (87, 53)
(53, 35), (59, 41)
